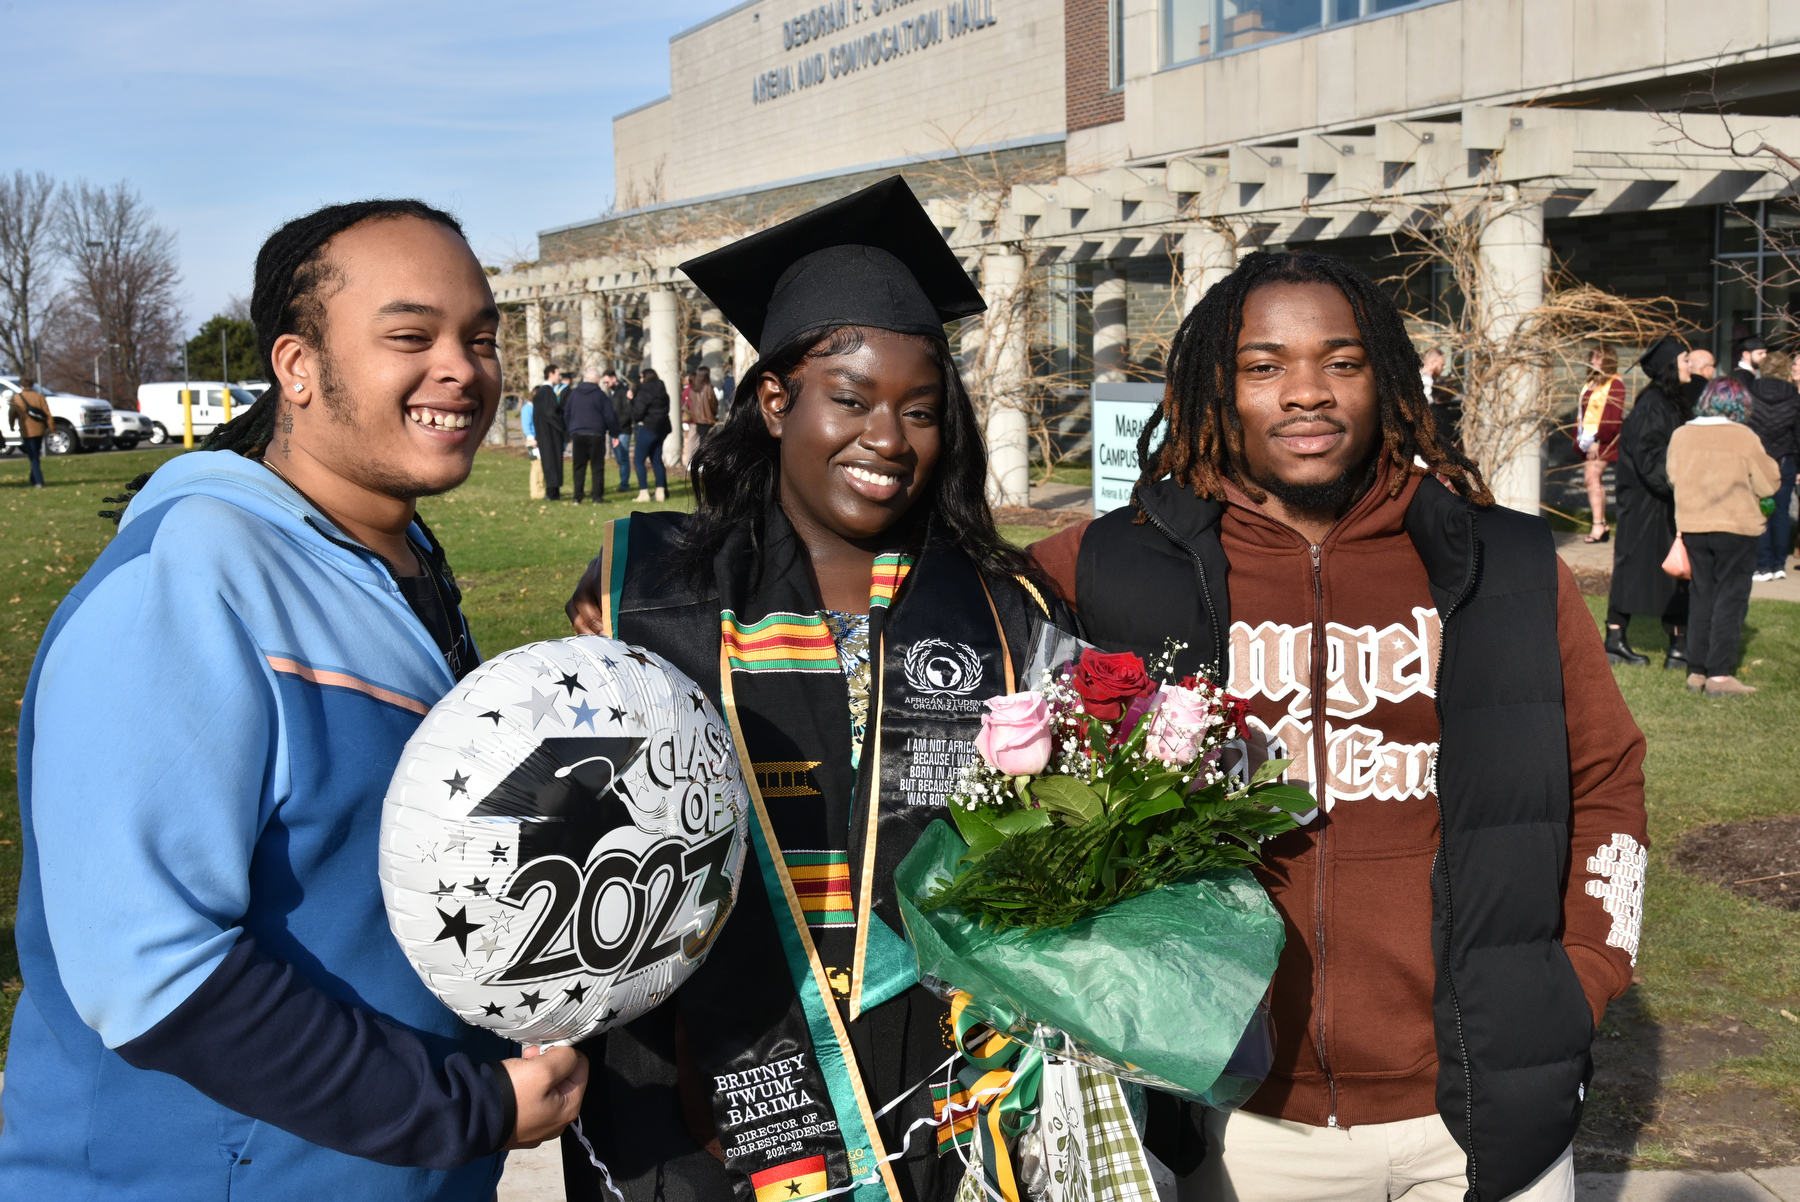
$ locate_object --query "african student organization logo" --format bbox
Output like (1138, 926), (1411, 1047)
(903, 639), (983, 697)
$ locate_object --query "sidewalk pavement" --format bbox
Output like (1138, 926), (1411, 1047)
(1553, 531), (1800, 603)
(498, 1161), (1800, 1201)
(0, 1074), (1796, 1199)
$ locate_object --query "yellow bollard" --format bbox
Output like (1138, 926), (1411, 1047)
(222, 385), (233, 425)
(182, 388), (195, 448)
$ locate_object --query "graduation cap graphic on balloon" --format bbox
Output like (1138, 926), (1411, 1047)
(679, 174), (987, 356)
(467, 737), (648, 868)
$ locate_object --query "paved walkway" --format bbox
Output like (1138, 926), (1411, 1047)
(1, 1072), (1797, 1198)
(1556, 532), (1800, 604)
(499, 1161), (1800, 1201)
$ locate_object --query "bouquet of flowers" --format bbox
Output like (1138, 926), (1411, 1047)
(895, 644), (1313, 1105)
(926, 645), (1314, 931)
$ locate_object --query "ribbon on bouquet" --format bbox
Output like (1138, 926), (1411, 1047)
(930, 992), (1044, 1202)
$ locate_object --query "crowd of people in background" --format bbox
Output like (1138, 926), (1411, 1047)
(517, 363), (733, 504)
(1587, 332), (1791, 697)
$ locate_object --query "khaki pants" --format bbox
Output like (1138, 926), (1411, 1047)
(1179, 1109), (1574, 1202)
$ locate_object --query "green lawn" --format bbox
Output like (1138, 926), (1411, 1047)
(0, 446), (1796, 1167)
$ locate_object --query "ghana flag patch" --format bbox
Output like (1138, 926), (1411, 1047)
(785, 850), (853, 927)
(751, 1154), (829, 1202)
(929, 1079), (978, 1154)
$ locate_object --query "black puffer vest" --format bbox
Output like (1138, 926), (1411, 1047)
(1076, 477), (1590, 1202)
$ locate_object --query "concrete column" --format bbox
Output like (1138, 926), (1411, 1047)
(982, 249), (1030, 509)
(699, 305), (727, 378)
(579, 293), (606, 375)
(733, 331), (755, 390)
(1092, 266), (1128, 383)
(1180, 224), (1237, 315)
(525, 302), (545, 389)
(1477, 190), (1549, 515)
(647, 286), (682, 468)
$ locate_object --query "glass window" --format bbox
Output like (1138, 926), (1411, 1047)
(229, 387), (258, 407)
(205, 389), (224, 407)
(1221, 0), (1326, 51)
(1163, 0), (1213, 65)
(1109, 0), (1125, 87)
(1720, 210), (1760, 256)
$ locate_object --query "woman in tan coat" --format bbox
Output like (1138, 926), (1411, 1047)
(1668, 377), (1781, 696)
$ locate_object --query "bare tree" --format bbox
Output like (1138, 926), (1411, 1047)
(50, 180), (183, 403)
(0, 170), (61, 383)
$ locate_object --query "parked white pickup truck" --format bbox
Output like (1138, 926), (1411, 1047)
(0, 375), (116, 454)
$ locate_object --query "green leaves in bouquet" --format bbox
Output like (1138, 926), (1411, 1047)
(921, 758), (1308, 932)
(1027, 776), (1104, 827)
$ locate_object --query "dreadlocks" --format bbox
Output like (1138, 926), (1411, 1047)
(102, 199), (466, 523)
(1133, 250), (1493, 512)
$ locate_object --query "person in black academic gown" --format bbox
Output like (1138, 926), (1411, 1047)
(1606, 335), (1694, 667)
(559, 177), (1077, 1202)
(534, 365), (569, 499)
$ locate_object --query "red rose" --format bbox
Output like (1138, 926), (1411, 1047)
(1070, 650), (1154, 721)
(1222, 693), (1252, 739)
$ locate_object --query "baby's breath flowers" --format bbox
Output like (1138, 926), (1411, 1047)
(928, 642), (1315, 931)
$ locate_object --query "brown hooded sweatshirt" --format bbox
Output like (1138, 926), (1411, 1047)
(1029, 468), (1647, 1129)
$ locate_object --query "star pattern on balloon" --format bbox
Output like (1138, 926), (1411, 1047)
(480, 710), (503, 725)
(625, 649), (655, 666)
(434, 906), (482, 955)
(564, 982), (589, 1004)
(467, 877), (490, 896)
(489, 842), (509, 863)
(444, 837), (470, 856)
(481, 1002), (506, 1017)
(608, 705), (625, 724)
(476, 933), (502, 959)
(416, 841), (439, 862)
(431, 881), (456, 897)
(557, 672), (585, 697)
(445, 771), (470, 798)
(600, 656), (618, 669)
(518, 990), (546, 1013)
(690, 692), (707, 712)
(568, 699), (600, 730)
(515, 687), (561, 729)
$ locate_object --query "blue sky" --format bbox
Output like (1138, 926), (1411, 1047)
(4, 0), (722, 333)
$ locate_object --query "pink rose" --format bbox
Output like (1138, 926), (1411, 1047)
(1144, 684), (1218, 766)
(975, 691), (1055, 776)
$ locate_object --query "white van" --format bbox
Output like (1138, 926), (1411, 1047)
(137, 382), (260, 445)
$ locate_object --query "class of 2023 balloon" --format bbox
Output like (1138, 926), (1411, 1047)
(380, 636), (749, 1046)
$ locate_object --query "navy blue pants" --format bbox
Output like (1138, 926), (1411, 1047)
(632, 427), (666, 491)
(1756, 453), (1796, 571)
(21, 435), (43, 486)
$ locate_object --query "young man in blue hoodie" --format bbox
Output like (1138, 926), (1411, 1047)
(1, 200), (589, 1200)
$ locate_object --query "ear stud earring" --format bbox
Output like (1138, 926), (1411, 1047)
(293, 382), (304, 392)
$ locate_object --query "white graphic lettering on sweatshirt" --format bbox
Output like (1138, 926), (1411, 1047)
(1584, 833), (1645, 965)
(1226, 609), (1441, 810)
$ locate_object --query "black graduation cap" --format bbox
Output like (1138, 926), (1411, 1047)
(1638, 335), (1686, 378)
(679, 176), (985, 354)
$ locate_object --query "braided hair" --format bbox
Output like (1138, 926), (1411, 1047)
(1133, 250), (1492, 511)
(102, 198), (465, 522)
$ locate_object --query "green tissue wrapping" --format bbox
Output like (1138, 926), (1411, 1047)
(895, 819), (1284, 1106)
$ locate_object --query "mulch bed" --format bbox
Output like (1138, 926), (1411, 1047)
(993, 505), (1088, 530)
(1672, 816), (1800, 912)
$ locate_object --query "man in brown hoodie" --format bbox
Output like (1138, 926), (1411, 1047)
(1031, 253), (1645, 1202)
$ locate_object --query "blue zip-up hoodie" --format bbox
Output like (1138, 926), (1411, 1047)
(0, 452), (515, 1201)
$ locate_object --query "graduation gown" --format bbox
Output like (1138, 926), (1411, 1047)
(1608, 383), (1689, 619)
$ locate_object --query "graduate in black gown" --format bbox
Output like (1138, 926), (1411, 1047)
(560, 177), (1077, 1202)
(1606, 335), (1693, 668)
